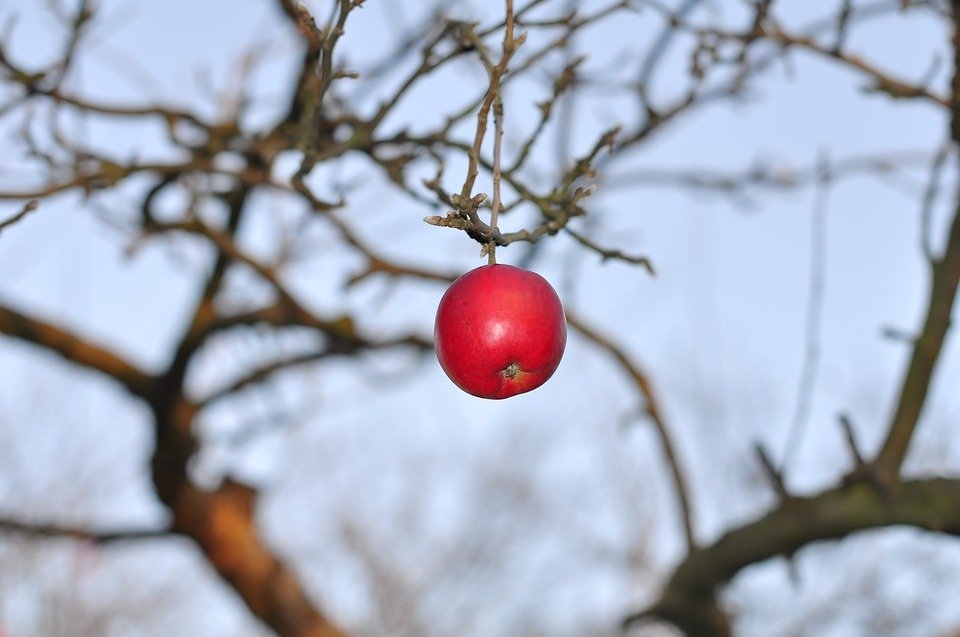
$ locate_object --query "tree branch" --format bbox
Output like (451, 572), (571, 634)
(164, 478), (349, 637)
(0, 516), (175, 544)
(0, 301), (155, 399)
(872, 4), (960, 481)
(0, 200), (38, 234)
(625, 477), (960, 636)
(566, 312), (695, 552)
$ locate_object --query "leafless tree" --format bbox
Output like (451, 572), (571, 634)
(0, 0), (958, 636)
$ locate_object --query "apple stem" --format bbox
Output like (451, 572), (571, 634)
(488, 96), (505, 265)
(487, 2), (511, 265)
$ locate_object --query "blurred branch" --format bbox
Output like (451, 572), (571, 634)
(143, 187), (353, 637)
(0, 516), (176, 544)
(873, 3), (960, 481)
(0, 199), (38, 234)
(0, 301), (155, 399)
(648, 0), (950, 107)
(838, 413), (874, 485)
(197, 332), (431, 410)
(274, 0), (303, 26)
(765, 25), (949, 106)
(198, 351), (337, 410)
(624, 476), (960, 636)
(606, 151), (934, 199)
(754, 443), (789, 502)
(339, 518), (433, 636)
(161, 477), (349, 637)
(564, 226), (655, 273)
(566, 312), (695, 551)
(637, 0), (701, 90)
(143, 212), (423, 357)
(303, 206), (460, 286)
(627, 8), (960, 633)
(285, 0), (364, 173)
(873, 188), (960, 479)
(0, 32), (208, 129)
(0, 154), (224, 203)
(780, 153), (830, 470)
(921, 143), (952, 260)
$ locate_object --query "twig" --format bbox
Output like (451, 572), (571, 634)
(606, 151), (934, 197)
(564, 226), (655, 274)
(488, 82), (506, 263)
(839, 413), (867, 468)
(781, 152), (830, 469)
(197, 332), (431, 410)
(508, 56), (584, 175)
(920, 143), (951, 260)
(638, 0), (702, 89)
(0, 516), (175, 544)
(755, 442), (789, 501)
(767, 25), (948, 106)
(459, 0), (525, 211)
(0, 199), (38, 234)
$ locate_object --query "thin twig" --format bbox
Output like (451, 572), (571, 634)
(489, 87), (506, 263)
(756, 443), (789, 501)
(781, 152), (830, 469)
(839, 413), (867, 468)
(460, 0), (525, 204)
(564, 226), (655, 274)
(920, 143), (952, 261)
(0, 516), (175, 544)
(0, 200), (39, 234)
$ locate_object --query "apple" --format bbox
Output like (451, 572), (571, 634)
(434, 264), (566, 399)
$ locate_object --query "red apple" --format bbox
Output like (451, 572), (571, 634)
(434, 263), (566, 399)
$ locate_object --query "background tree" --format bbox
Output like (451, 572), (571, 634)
(1, 0), (959, 636)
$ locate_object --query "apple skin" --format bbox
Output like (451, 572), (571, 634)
(434, 264), (566, 399)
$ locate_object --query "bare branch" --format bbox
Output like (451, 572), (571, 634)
(755, 443), (789, 502)
(459, 0), (525, 202)
(0, 199), (38, 234)
(566, 312), (695, 551)
(564, 226), (655, 273)
(873, 5), (960, 480)
(0, 516), (175, 544)
(163, 478), (349, 637)
(607, 151), (934, 198)
(780, 153), (830, 469)
(0, 301), (155, 399)
(767, 25), (949, 106)
(198, 332), (431, 410)
(626, 477), (960, 636)
(921, 143), (952, 260)
(838, 413), (870, 477)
